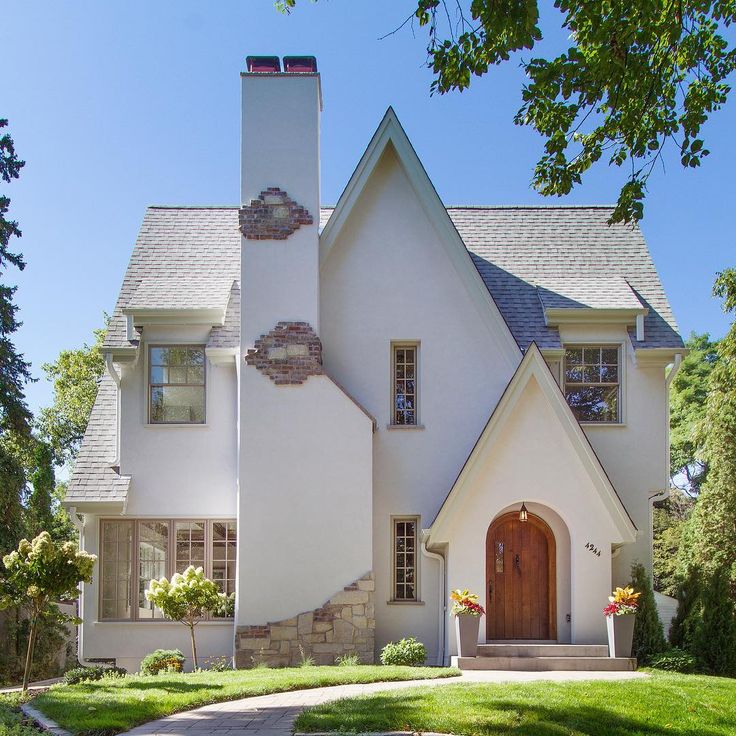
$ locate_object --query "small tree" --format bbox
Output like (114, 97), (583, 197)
(630, 562), (667, 665)
(692, 567), (736, 676)
(0, 531), (95, 690)
(145, 566), (225, 670)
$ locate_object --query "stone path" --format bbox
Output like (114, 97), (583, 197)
(122, 670), (647, 736)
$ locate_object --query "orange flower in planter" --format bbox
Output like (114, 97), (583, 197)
(604, 586), (640, 616)
(450, 588), (485, 616)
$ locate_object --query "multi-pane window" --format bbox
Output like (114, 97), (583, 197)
(393, 345), (418, 425)
(393, 518), (418, 601)
(564, 346), (621, 422)
(211, 522), (237, 598)
(101, 521), (133, 620)
(99, 519), (236, 621)
(138, 521), (168, 619)
(149, 346), (206, 424)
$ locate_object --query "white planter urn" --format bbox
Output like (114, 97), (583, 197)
(606, 613), (636, 658)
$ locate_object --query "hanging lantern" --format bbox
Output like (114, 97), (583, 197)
(519, 502), (528, 522)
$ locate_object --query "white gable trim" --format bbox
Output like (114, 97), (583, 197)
(427, 343), (637, 545)
(320, 107), (521, 364)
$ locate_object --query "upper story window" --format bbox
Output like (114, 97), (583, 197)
(564, 345), (620, 423)
(149, 346), (205, 424)
(392, 344), (418, 426)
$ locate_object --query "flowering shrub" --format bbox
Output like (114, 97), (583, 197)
(450, 588), (485, 616)
(603, 586), (640, 616)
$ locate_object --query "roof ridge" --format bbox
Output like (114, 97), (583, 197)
(148, 204), (239, 210)
(445, 204), (616, 210)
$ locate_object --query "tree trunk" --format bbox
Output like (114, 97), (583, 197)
(189, 622), (198, 670)
(22, 613), (38, 692)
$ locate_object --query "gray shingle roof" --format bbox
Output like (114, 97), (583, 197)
(72, 203), (681, 505)
(66, 373), (130, 504)
(125, 276), (234, 313)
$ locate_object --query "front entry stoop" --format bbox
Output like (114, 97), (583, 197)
(451, 643), (636, 671)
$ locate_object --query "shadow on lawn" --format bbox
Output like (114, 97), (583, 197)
(301, 692), (725, 736)
(118, 680), (226, 693)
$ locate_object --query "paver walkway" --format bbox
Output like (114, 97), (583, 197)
(122, 670), (646, 736)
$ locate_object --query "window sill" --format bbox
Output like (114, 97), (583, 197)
(386, 424), (425, 431)
(386, 600), (425, 606)
(144, 423), (209, 429)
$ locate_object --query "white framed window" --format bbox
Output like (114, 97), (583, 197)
(563, 345), (621, 423)
(392, 517), (419, 601)
(392, 344), (419, 426)
(99, 518), (236, 621)
(149, 345), (206, 424)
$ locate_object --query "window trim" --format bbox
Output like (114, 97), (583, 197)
(562, 342), (626, 425)
(146, 344), (207, 426)
(390, 342), (420, 427)
(390, 515), (420, 603)
(98, 518), (236, 622)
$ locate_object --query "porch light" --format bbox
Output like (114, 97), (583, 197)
(519, 502), (528, 522)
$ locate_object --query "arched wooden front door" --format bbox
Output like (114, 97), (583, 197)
(486, 512), (556, 640)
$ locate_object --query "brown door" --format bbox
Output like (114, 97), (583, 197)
(486, 512), (556, 640)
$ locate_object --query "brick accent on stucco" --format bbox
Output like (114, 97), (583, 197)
(245, 321), (323, 385)
(239, 187), (313, 240)
(235, 573), (375, 668)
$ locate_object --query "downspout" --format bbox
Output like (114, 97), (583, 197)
(70, 509), (96, 667)
(421, 541), (446, 666)
(105, 354), (122, 468)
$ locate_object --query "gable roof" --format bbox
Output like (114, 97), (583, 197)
(427, 343), (637, 545)
(66, 373), (130, 507)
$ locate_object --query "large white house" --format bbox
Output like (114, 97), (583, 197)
(66, 57), (684, 673)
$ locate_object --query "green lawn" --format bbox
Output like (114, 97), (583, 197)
(31, 665), (459, 736)
(295, 671), (736, 736)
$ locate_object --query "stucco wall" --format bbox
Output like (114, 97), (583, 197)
(320, 145), (520, 662)
(120, 326), (238, 518)
(237, 371), (373, 626)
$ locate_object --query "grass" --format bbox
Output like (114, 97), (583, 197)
(31, 665), (459, 735)
(295, 671), (736, 736)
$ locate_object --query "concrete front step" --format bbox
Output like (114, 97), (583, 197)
(452, 655), (636, 672)
(478, 643), (610, 658)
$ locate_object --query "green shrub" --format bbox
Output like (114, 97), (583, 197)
(380, 637), (426, 666)
(630, 562), (667, 665)
(63, 665), (126, 685)
(336, 653), (361, 667)
(670, 567), (700, 649)
(649, 648), (698, 673)
(691, 567), (736, 676)
(140, 649), (185, 675)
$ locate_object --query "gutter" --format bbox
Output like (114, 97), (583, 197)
(420, 540), (446, 666)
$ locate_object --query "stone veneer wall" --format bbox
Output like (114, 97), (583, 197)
(235, 573), (375, 668)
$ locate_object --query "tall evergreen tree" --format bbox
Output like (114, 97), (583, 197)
(670, 566), (701, 650)
(0, 118), (33, 557)
(27, 441), (55, 536)
(692, 567), (736, 675)
(630, 562), (667, 664)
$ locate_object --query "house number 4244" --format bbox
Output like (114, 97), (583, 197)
(585, 542), (601, 557)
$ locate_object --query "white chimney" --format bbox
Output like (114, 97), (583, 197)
(240, 56), (322, 347)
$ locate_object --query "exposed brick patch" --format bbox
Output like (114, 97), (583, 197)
(239, 188), (313, 240)
(235, 572), (375, 668)
(245, 321), (323, 385)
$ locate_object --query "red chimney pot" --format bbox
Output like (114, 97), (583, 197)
(283, 56), (317, 73)
(246, 56), (281, 73)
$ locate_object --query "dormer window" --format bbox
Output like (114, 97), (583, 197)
(149, 346), (206, 424)
(564, 346), (620, 423)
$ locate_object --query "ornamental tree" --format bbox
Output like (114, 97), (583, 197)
(279, 1), (736, 223)
(145, 565), (226, 670)
(0, 531), (96, 690)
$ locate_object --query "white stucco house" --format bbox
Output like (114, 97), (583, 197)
(65, 57), (684, 673)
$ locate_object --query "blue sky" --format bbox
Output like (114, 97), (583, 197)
(3, 0), (735, 415)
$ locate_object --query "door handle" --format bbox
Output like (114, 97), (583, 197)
(488, 581), (493, 602)
(514, 553), (521, 571)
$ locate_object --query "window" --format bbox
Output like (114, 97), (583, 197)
(392, 344), (418, 425)
(564, 346), (621, 422)
(99, 519), (236, 621)
(392, 518), (418, 601)
(149, 346), (206, 424)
